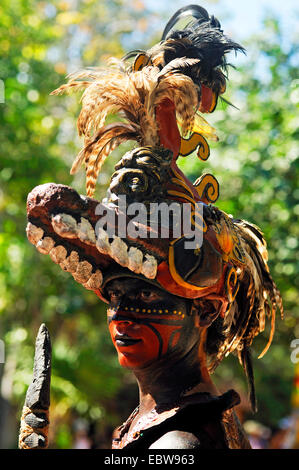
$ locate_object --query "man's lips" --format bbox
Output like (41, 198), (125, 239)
(114, 334), (142, 347)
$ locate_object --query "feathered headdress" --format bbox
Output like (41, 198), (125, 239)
(51, 4), (244, 198)
(52, 63), (199, 196)
(25, 5), (283, 414)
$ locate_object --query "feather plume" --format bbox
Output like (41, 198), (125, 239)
(156, 56), (201, 79)
(50, 6), (245, 196)
(51, 63), (199, 196)
(177, 112), (219, 141)
(238, 345), (257, 412)
(161, 4), (210, 40)
(124, 5), (245, 101)
(208, 216), (283, 411)
(83, 123), (138, 197)
(51, 5), (245, 196)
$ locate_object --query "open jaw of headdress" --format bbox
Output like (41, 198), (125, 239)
(26, 4), (282, 410)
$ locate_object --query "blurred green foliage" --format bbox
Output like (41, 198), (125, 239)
(0, 0), (298, 448)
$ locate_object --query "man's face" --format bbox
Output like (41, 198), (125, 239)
(105, 278), (199, 370)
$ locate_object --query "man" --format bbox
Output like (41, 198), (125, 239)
(104, 277), (249, 449)
(21, 4), (282, 449)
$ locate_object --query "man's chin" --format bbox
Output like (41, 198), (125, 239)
(117, 352), (155, 370)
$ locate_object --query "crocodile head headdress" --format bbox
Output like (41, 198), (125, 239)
(26, 4), (283, 412)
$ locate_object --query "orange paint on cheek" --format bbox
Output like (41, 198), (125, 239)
(109, 320), (161, 369)
(108, 310), (186, 369)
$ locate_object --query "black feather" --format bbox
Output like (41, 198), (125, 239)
(239, 345), (257, 413)
(162, 4), (210, 40)
(122, 5), (245, 104)
(164, 22), (245, 71)
(154, 5), (245, 98)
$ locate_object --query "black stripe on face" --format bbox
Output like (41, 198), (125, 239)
(144, 323), (164, 359)
(107, 311), (185, 327)
(108, 310), (187, 361)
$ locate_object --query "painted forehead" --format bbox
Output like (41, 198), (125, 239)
(106, 278), (172, 298)
(105, 277), (193, 317)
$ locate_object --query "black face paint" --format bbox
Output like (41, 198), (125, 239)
(106, 278), (198, 369)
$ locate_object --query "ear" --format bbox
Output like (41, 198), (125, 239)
(191, 298), (223, 327)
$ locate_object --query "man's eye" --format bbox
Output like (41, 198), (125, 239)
(108, 290), (121, 300)
(140, 290), (158, 301)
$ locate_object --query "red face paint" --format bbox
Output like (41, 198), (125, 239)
(105, 278), (199, 370)
(108, 308), (195, 370)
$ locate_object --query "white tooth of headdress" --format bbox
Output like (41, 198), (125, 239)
(110, 237), (129, 267)
(84, 270), (103, 290)
(128, 247), (143, 273)
(77, 217), (96, 245)
(141, 254), (157, 279)
(72, 261), (93, 283)
(95, 227), (111, 255)
(60, 250), (79, 273)
(52, 213), (78, 239)
(36, 237), (55, 255)
(26, 223), (44, 245)
(49, 245), (67, 264)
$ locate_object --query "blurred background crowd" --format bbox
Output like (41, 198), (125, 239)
(0, 0), (298, 449)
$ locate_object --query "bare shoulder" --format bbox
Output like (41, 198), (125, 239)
(149, 430), (201, 449)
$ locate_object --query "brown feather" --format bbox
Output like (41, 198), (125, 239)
(50, 81), (91, 96)
(81, 122), (138, 197)
(208, 216), (283, 376)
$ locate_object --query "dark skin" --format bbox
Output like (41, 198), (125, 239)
(105, 277), (221, 449)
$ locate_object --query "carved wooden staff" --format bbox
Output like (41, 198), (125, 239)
(19, 324), (51, 449)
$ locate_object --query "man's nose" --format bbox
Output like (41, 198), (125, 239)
(110, 296), (132, 313)
(109, 304), (139, 324)
(111, 311), (133, 322)
(114, 320), (136, 335)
